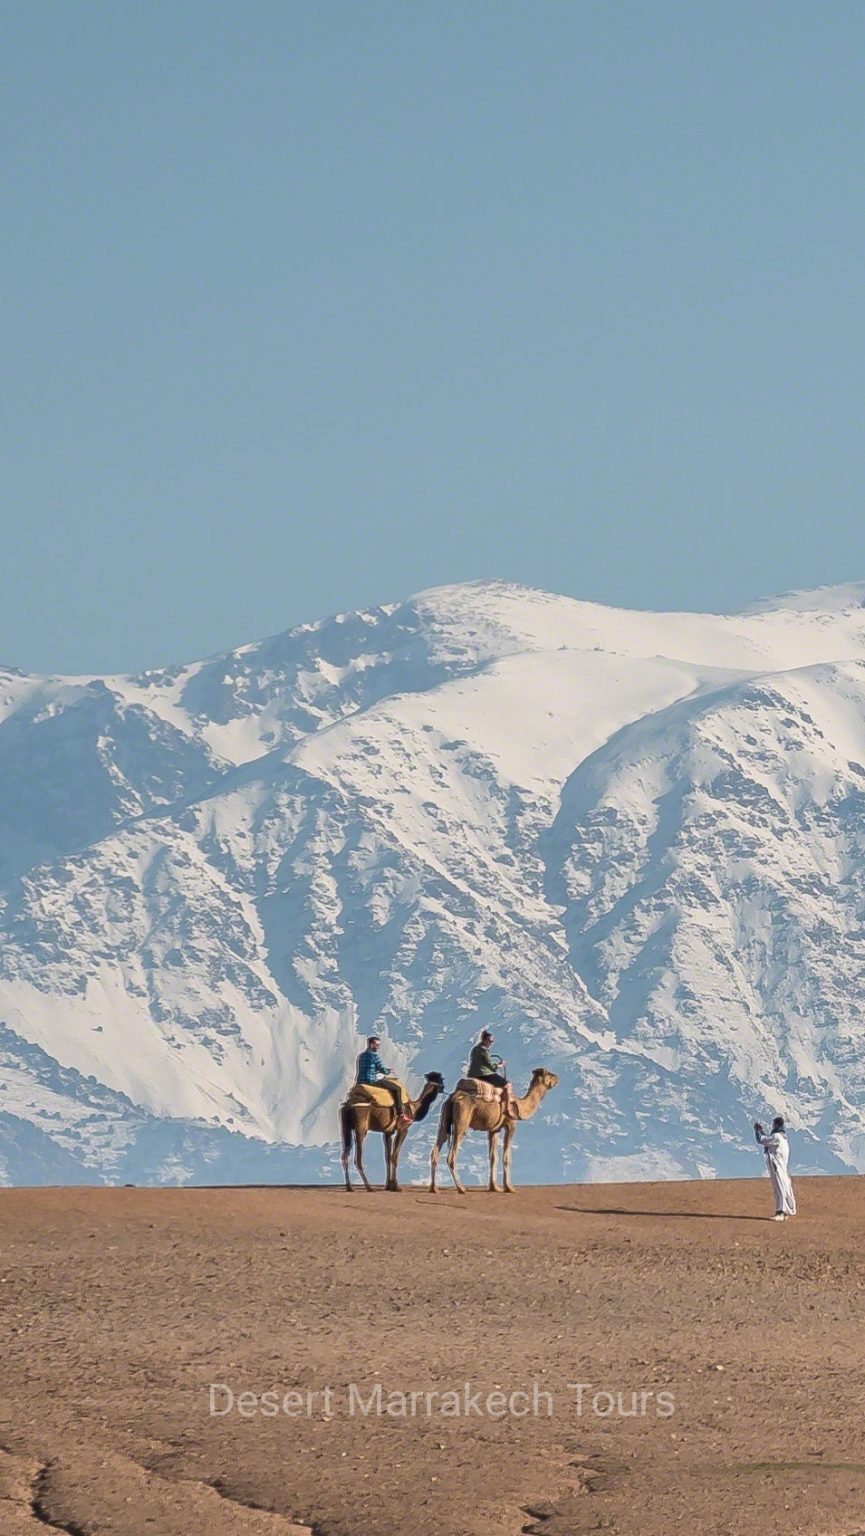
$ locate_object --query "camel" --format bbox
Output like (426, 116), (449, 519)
(339, 1071), (445, 1192)
(429, 1067), (559, 1194)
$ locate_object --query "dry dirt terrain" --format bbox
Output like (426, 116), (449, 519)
(0, 1176), (863, 1536)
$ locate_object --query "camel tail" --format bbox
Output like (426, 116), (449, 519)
(339, 1104), (354, 1157)
(441, 1095), (454, 1144)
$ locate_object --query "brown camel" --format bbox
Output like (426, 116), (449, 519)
(429, 1067), (559, 1194)
(339, 1071), (445, 1192)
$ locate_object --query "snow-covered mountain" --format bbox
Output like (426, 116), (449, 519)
(3, 579), (865, 1185)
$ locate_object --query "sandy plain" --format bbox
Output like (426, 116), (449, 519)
(0, 1175), (863, 1535)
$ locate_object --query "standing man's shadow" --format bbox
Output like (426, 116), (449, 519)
(555, 1205), (770, 1222)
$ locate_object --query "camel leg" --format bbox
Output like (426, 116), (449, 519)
(488, 1129), (501, 1193)
(429, 1135), (441, 1192)
(429, 1103), (450, 1193)
(446, 1117), (468, 1195)
(354, 1124), (374, 1192)
(388, 1124), (409, 1192)
(340, 1108), (353, 1191)
(503, 1121), (517, 1193)
(383, 1128), (399, 1191)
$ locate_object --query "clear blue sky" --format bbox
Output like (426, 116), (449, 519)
(3, 1), (865, 674)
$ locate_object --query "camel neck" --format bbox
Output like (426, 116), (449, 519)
(410, 1084), (439, 1123)
(512, 1080), (546, 1119)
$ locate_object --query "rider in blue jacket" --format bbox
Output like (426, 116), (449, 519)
(355, 1035), (409, 1121)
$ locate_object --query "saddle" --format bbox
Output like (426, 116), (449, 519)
(345, 1080), (406, 1112)
(456, 1077), (519, 1116)
(456, 1076), (502, 1102)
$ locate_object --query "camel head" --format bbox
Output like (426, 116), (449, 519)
(530, 1068), (560, 1091)
(423, 1071), (446, 1095)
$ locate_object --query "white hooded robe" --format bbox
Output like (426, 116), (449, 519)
(756, 1129), (796, 1216)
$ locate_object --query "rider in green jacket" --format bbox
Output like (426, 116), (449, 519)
(467, 1031), (507, 1088)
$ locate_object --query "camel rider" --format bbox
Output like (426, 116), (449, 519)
(355, 1036), (411, 1124)
(467, 1030), (508, 1089)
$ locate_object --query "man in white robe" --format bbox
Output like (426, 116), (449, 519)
(754, 1116), (796, 1219)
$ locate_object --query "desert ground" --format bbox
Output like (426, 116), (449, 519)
(0, 1175), (863, 1535)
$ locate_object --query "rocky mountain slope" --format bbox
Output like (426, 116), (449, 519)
(2, 580), (865, 1184)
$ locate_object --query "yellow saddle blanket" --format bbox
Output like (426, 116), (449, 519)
(346, 1078), (406, 1111)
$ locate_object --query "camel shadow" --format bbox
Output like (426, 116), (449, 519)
(555, 1206), (770, 1222)
(189, 1183), (341, 1191)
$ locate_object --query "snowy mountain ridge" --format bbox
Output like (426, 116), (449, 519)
(2, 579), (865, 1184)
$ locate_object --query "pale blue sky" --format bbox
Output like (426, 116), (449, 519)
(3, 1), (865, 674)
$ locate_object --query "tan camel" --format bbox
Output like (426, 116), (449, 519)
(340, 1071), (445, 1192)
(429, 1068), (559, 1194)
